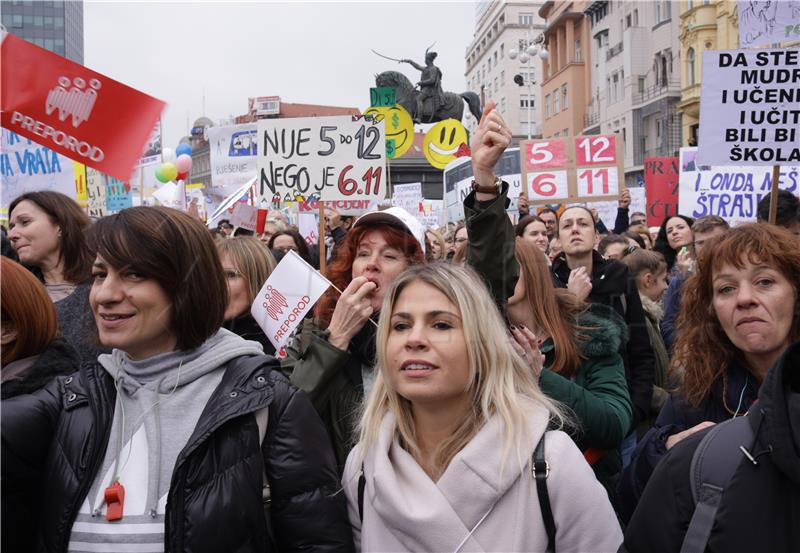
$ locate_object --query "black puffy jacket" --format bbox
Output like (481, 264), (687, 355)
(1, 356), (354, 553)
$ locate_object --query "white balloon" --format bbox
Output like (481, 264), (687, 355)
(162, 147), (176, 162)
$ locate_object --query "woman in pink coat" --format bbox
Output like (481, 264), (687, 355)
(342, 263), (622, 552)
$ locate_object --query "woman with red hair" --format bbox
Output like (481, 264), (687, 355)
(1, 257), (80, 398)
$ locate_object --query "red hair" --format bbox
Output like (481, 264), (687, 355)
(1, 257), (58, 365)
(316, 224), (425, 326)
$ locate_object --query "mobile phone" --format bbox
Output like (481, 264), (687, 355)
(680, 246), (689, 255)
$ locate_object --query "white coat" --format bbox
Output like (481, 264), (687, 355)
(342, 400), (623, 552)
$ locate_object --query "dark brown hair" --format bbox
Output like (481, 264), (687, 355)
(268, 229), (311, 260)
(1, 257), (58, 365)
(673, 224), (800, 407)
(88, 206), (227, 351)
(515, 215), (546, 237)
(9, 191), (92, 283)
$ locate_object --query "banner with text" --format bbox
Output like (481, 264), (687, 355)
(644, 157), (679, 227)
(588, 187), (646, 231)
(738, 1), (800, 49)
(256, 115), (386, 204)
(208, 123), (258, 200)
(679, 147), (799, 226)
(1, 33), (166, 181)
(697, 48), (800, 166)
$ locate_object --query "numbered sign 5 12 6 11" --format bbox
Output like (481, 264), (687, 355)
(256, 115), (386, 204)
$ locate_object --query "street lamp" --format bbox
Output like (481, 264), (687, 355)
(509, 39), (549, 140)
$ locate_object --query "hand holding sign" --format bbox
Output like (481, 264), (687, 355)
(470, 101), (512, 186)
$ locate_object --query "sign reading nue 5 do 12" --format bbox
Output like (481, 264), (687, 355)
(256, 115), (386, 204)
(520, 134), (623, 205)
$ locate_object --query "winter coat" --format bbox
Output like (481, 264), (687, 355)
(660, 271), (687, 353)
(639, 293), (670, 434)
(342, 399), (623, 552)
(1, 336), (80, 399)
(1, 356), (354, 553)
(552, 251), (656, 432)
(618, 359), (759, 523)
(624, 341), (800, 552)
(281, 320), (377, 472)
(539, 304), (631, 497)
(224, 312), (277, 356)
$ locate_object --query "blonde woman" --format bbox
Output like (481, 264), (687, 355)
(342, 263), (622, 552)
(216, 236), (278, 354)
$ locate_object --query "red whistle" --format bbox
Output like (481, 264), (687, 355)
(104, 481), (125, 521)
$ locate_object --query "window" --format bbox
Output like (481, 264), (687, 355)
(55, 38), (64, 55)
(638, 77), (646, 93)
(656, 119), (662, 138)
(494, 78), (498, 93)
(521, 96), (534, 108)
(12, 14), (22, 27)
(501, 97), (507, 113)
(687, 48), (696, 85)
(500, 70), (505, 84)
(493, 51), (498, 67)
(612, 72), (620, 102)
(562, 85), (568, 110)
(634, 9), (639, 25)
(626, 14), (631, 28)
(33, 15), (43, 26)
(519, 39), (529, 51)
(500, 43), (504, 58)
(575, 39), (582, 62)
(688, 0), (693, 8)
(655, 1), (662, 23)
(606, 77), (612, 103)
(554, 91), (560, 113)
(44, 38), (54, 51)
(44, 16), (53, 28)
(23, 14), (32, 25)
(545, 94), (551, 118)
(564, 128), (569, 137)
(519, 12), (534, 25)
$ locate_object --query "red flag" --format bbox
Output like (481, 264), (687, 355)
(1, 33), (165, 182)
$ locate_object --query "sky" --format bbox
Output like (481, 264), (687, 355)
(84, 1), (478, 148)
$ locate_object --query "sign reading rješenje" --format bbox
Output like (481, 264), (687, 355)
(207, 123), (258, 199)
(443, 148), (523, 222)
(679, 147), (800, 226)
(697, 49), (800, 166)
(0, 33), (166, 181)
(251, 250), (331, 351)
(738, 1), (800, 49)
(256, 115), (386, 204)
(520, 135), (623, 205)
(1, 128), (76, 213)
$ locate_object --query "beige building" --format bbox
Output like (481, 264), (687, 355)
(678, 0), (739, 146)
(464, 1), (547, 139)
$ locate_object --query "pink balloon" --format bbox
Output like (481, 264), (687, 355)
(175, 154), (193, 173)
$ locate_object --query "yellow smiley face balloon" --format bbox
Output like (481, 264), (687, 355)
(423, 119), (469, 169)
(364, 105), (414, 159)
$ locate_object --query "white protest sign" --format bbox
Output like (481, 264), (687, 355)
(418, 199), (443, 229)
(153, 181), (186, 211)
(679, 147), (799, 226)
(298, 213), (318, 247)
(251, 250), (331, 351)
(206, 177), (256, 228)
(392, 182), (422, 214)
(587, 187), (646, 230)
(231, 202), (258, 232)
(86, 167), (107, 218)
(208, 124), (258, 198)
(443, 148), (522, 222)
(738, 1), (800, 49)
(697, 48), (800, 166)
(1, 128), (76, 214)
(136, 121), (162, 167)
(257, 115), (386, 204)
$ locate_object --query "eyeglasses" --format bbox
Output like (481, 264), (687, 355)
(223, 269), (242, 280)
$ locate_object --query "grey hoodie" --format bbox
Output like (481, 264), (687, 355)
(69, 329), (264, 551)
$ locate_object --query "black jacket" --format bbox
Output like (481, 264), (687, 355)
(224, 313), (277, 356)
(552, 251), (655, 431)
(1, 356), (354, 553)
(624, 341), (800, 552)
(0, 336), (80, 399)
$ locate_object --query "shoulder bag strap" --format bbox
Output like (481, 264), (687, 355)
(533, 432), (556, 553)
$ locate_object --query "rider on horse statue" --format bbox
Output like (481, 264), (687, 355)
(401, 51), (444, 123)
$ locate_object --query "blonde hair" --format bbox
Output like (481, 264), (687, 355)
(425, 229), (446, 261)
(358, 263), (564, 479)
(216, 236), (277, 302)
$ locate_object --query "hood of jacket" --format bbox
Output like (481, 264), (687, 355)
(575, 303), (629, 358)
(639, 294), (664, 323)
(755, 340), (800, 484)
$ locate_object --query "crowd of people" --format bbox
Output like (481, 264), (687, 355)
(2, 102), (799, 552)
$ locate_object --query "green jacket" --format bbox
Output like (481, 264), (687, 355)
(539, 304), (632, 496)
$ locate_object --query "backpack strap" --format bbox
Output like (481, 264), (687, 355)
(533, 432), (556, 553)
(358, 466), (366, 524)
(679, 415), (754, 553)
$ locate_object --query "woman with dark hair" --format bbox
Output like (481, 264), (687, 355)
(653, 214), (694, 273)
(1, 257), (80, 399)
(1, 207), (352, 553)
(620, 224), (800, 524)
(217, 236), (278, 355)
(8, 191), (101, 362)
(281, 207), (426, 469)
(515, 214), (549, 253)
(268, 229), (311, 263)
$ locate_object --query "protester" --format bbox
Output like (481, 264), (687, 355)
(217, 236), (278, 355)
(598, 234), (634, 261)
(342, 263), (623, 552)
(551, 205), (656, 469)
(258, 217), (287, 247)
(1, 206), (352, 552)
(653, 215), (694, 274)
(217, 218), (235, 237)
(1, 227), (19, 262)
(619, 224), (800, 522)
(281, 206), (426, 470)
(509, 242), (631, 497)
(451, 240), (468, 266)
(449, 222), (468, 258)
(756, 188), (800, 235)
(630, 211), (647, 227)
(627, 224), (654, 249)
(425, 229), (446, 261)
(1, 257), (80, 399)
(268, 229), (312, 264)
(8, 191), (104, 363)
(548, 236), (562, 262)
(622, 249), (670, 436)
(536, 207), (559, 238)
(661, 215), (729, 352)
(624, 340), (800, 553)
(515, 214), (549, 253)
(622, 230), (646, 250)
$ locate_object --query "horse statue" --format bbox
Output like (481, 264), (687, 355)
(375, 70), (482, 125)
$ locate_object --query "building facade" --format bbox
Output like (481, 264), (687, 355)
(1, 0), (83, 63)
(464, 1), (547, 140)
(678, 0), (739, 146)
